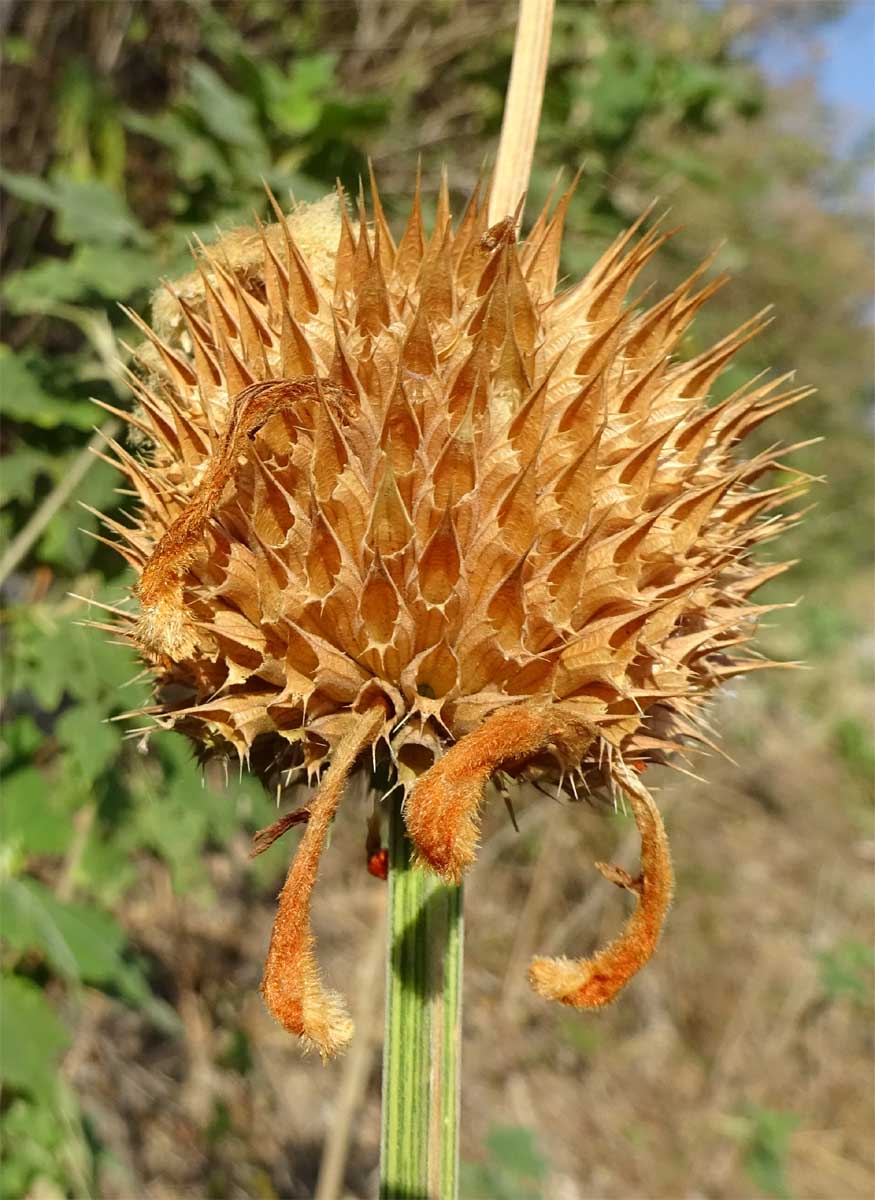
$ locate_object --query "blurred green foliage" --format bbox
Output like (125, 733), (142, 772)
(816, 938), (875, 1006)
(734, 1104), (801, 1200)
(0, 1), (871, 1196)
(461, 1124), (547, 1200)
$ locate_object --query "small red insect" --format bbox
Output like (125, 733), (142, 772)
(367, 848), (389, 881)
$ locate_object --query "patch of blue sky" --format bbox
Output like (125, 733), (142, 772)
(749, 0), (874, 125)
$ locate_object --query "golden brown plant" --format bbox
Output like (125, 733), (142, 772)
(95, 173), (809, 1057)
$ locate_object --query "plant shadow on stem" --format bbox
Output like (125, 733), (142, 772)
(390, 880), (461, 1001)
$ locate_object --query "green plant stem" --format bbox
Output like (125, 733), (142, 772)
(380, 796), (464, 1200)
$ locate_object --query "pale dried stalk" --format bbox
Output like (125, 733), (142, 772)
(315, 895), (387, 1200)
(489, 0), (556, 223)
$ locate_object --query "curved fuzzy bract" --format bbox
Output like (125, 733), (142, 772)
(260, 706), (385, 1057)
(96, 173), (809, 1049)
(529, 760), (674, 1008)
(405, 705), (594, 882)
(136, 376), (352, 656)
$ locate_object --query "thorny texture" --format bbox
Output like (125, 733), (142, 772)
(95, 172), (809, 1057)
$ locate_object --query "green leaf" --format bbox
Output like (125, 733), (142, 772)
(0, 876), (167, 1029)
(5, 600), (137, 712)
(0, 876), (129, 982)
(1, 878), (80, 978)
(0, 1096), (68, 1198)
(54, 61), (128, 191)
(0, 168), (58, 208)
(123, 108), (233, 187)
(739, 1104), (799, 1200)
(0, 766), (74, 856)
(130, 773), (213, 895)
(0, 973), (70, 1101)
(36, 458), (122, 572)
(816, 939), (875, 1004)
(3, 245), (157, 314)
(1, 258), (87, 312)
(188, 62), (264, 151)
(0, 169), (148, 246)
(0, 345), (95, 430)
(122, 736), (273, 896)
(0, 716), (42, 771)
(264, 54), (335, 136)
(53, 178), (149, 247)
(73, 243), (157, 297)
(0, 446), (60, 505)
(1, 35), (34, 66)
(461, 1125), (547, 1200)
(55, 704), (122, 787)
(76, 833), (138, 905)
(484, 1126), (547, 1182)
(832, 716), (875, 783)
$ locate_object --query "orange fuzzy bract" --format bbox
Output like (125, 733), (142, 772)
(98, 174), (808, 1056)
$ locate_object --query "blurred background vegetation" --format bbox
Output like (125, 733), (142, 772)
(0, 2), (872, 1197)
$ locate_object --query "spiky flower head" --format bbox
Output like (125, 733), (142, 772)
(99, 171), (808, 1057)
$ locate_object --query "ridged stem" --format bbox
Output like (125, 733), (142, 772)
(379, 796), (464, 1200)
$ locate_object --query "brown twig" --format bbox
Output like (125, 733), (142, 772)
(314, 892), (387, 1200)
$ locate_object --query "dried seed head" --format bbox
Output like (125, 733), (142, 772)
(99, 176), (809, 1055)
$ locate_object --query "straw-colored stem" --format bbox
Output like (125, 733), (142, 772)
(379, 796), (464, 1200)
(489, 0), (555, 223)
